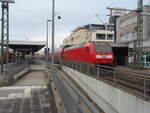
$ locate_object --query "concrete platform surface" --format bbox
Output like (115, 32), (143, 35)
(0, 86), (52, 113)
(13, 71), (48, 86)
(0, 70), (56, 113)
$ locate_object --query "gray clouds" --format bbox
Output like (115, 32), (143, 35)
(7, 0), (138, 46)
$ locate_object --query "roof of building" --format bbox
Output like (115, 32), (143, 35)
(71, 24), (115, 34)
(117, 5), (150, 19)
(8, 40), (46, 53)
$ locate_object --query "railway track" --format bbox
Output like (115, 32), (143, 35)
(62, 61), (150, 101)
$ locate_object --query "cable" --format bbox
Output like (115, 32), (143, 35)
(107, 0), (128, 7)
(95, 14), (105, 24)
(144, 0), (150, 5)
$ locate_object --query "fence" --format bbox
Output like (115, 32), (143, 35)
(49, 64), (104, 113)
(62, 60), (150, 100)
(2, 61), (29, 82)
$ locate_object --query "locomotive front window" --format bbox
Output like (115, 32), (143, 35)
(95, 45), (112, 52)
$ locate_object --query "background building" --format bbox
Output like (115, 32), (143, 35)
(116, 5), (150, 43)
(109, 9), (127, 42)
(116, 5), (150, 67)
(63, 24), (114, 45)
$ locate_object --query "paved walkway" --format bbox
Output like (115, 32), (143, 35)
(14, 71), (48, 86)
(0, 70), (57, 113)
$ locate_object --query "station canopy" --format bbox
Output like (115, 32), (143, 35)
(8, 40), (46, 54)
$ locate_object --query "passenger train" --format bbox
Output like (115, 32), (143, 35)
(53, 41), (114, 65)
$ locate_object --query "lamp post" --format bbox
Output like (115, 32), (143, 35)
(46, 19), (51, 61)
(51, 0), (55, 65)
(51, 0), (61, 65)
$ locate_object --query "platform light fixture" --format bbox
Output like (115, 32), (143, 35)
(51, 0), (62, 65)
(51, 0), (55, 65)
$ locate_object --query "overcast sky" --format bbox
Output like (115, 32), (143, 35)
(6, 0), (150, 47)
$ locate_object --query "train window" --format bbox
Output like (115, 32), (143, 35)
(95, 45), (112, 52)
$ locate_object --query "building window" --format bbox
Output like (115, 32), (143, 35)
(106, 25), (115, 31)
(145, 52), (150, 67)
(120, 16), (137, 28)
(71, 37), (73, 41)
(96, 34), (105, 40)
(107, 34), (113, 40)
(132, 32), (137, 40)
(91, 25), (105, 30)
(132, 16), (137, 24)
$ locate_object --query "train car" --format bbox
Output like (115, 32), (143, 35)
(62, 42), (114, 65)
(0, 48), (14, 63)
(53, 47), (63, 64)
(53, 45), (72, 64)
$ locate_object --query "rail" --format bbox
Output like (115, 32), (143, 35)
(62, 60), (150, 101)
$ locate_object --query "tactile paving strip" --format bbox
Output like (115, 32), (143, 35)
(0, 86), (52, 113)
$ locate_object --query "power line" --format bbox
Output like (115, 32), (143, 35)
(107, 0), (128, 7)
(95, 14), (105, 24)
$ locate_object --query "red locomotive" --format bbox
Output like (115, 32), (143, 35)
(60, 42), (114, 65)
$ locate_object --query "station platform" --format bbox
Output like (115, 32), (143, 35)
(1, 58), (150, 113)
(0, 70), (57, 113)
(0, 60), (100, 113)
(0, 85), (51, 113)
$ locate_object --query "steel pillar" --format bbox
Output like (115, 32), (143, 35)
(46, 19), (51, 62)
(46, 20), (49, 61)
(0, 0), (14, 74)
(133, 0), (143, 68)
(1, 2), (9, 74)
(51, 0), (55, 65)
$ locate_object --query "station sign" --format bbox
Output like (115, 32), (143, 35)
(44, 48), (50, 54)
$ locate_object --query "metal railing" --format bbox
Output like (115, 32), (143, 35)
(62, 60), (150, 100)
(49, 64), (104, 113)
(1, 61), (29, 81)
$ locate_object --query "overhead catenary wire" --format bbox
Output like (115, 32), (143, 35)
(107, 0), (128, 7)
(95, 14), (105, 24)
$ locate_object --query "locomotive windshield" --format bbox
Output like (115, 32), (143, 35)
(95, 45), (112, 52)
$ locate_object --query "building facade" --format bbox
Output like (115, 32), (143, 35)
(63, 24), (114, 45)
(117, 5), (150, 42)
(116, 5), (150, 67)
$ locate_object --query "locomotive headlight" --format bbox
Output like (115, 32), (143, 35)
(106, 55), (113, 58)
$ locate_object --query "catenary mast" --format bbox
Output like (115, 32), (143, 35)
(133, 0), (144, 67)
